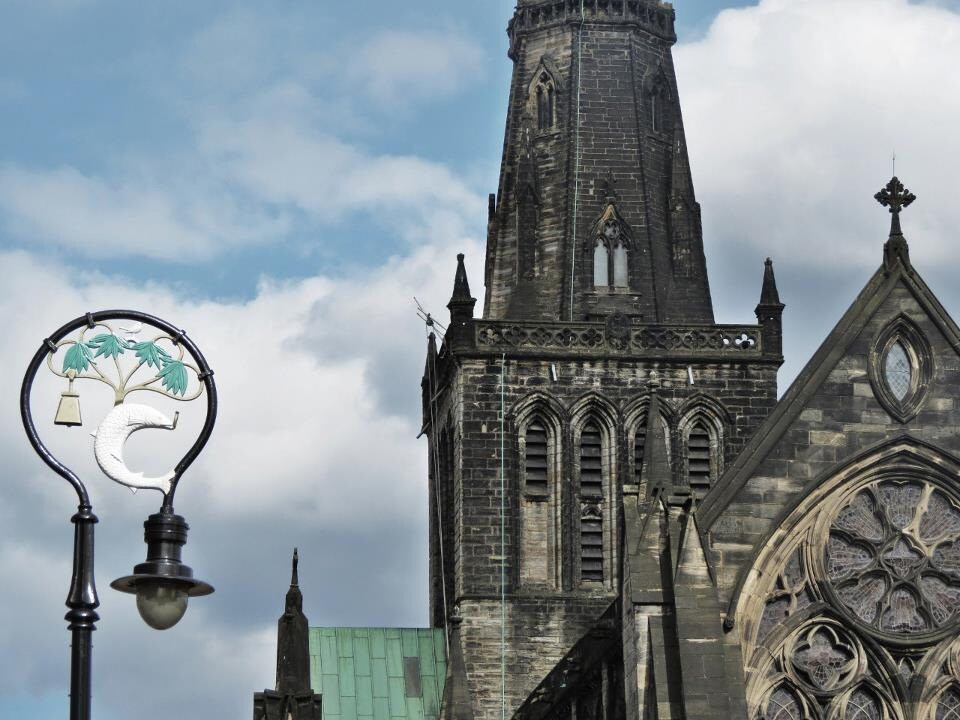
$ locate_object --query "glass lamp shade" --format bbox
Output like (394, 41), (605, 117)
(135, 580), (189, 630)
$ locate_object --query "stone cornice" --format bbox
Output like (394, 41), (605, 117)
(508, 0), (677, 60)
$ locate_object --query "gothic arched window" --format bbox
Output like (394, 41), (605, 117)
(519, 412), (561, 588)
(868, 315), (933, 423)
(737, 446), (960, 720)
(613, 240), (629, 288)
(536, 73), (555, 131)
(591, 216), (630, 291)
(579, 421), (605, 583)
(680, 415), (721, 497)
(649, 77), (670, 134)
(593, 240), (609, 288)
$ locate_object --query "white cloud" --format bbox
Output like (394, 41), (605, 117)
(0, 164), (287, 261)
(0, 233), (483, 716)
(198, 112), (482, 229)
(346, 30), (486, 107)
(677, 0), (960, 270)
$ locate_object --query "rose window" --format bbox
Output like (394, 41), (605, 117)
(825, 479), (960, 636)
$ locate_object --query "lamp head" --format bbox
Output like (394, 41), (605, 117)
(111, 510), (213, 630)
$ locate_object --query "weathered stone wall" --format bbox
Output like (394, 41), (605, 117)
(426, 345), (780, 720)
(706, 278), (960, 606)
(484, 7), (712, 323)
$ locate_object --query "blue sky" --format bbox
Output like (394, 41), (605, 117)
(2, 0), (960, 718)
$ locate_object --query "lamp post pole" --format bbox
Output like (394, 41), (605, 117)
(20, 310), (218, 720)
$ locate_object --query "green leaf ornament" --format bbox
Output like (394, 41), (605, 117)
(133, 341), (172, 369)
(157, 359), (188, 396)
(62, 342), (94, 373)
(87, 334), (129, 359)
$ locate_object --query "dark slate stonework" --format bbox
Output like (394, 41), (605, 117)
(704, 262), (960, 604)
(412, 5), (960, 720)
(485, 1), (712, 323)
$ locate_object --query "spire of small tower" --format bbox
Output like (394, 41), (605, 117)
(277, 548), (310, 695)
(755, 258), (785, 357)
(758, 258), (781, 306)
(875, 175), (916, 271)
(446, 254), (476, 348)
(448, 254), (475, 311)
(253, 550), (322, 720)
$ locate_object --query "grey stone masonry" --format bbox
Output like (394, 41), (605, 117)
(485, 0), (713, 323)
(423, 253), (782, 720)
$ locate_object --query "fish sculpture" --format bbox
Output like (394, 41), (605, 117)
(93, 403), (179, 495)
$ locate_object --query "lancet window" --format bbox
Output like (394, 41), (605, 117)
(649, 75), (670, 134)
(536, 76), (555, 131)
(591, 216), (629, 291)
(579, 421), (605, 583)
(519, 412), (561, 588)
(679, 411), (722, 497)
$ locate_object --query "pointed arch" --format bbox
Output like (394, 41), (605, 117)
(868, 313), (934, 424)
(676, 392), (730, 496)
(569, 392), (619, 588)
(732, 439), (960, 720)
(645, 65), (672, 135)
(512, 391), (565, 589)
(585, 201), (635, 292)
(526, 56), (564, 133)
(623, 394), (675, 489)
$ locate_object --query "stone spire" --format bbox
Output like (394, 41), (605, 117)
(876, 176), (916, 271)
(446, 254), (476, 348)
(486, 0), (714, 323)
(277, 548), (310, 694)
(755, 258), (785, 357)
(253, 549), (322, 720)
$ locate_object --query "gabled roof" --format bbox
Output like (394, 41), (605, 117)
(699, 256), (960, 528)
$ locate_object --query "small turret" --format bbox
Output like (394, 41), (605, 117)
(755, 258), (785, 357)
(253, 550), (322, 720)
(445, 254), (476, 349)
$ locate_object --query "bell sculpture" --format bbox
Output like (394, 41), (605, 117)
(54, 370), (82, 427)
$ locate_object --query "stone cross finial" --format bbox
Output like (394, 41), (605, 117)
(874, 176), (916, 236)
(875, 176), (916, 270)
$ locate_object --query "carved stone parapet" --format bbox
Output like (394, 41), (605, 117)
(508, 0), (677, 60)
(474, 319), (768, 359)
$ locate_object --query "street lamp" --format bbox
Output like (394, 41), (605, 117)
(20, 310), (217, 720)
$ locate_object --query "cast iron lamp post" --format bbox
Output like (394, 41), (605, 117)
(20, 310), (217, 720)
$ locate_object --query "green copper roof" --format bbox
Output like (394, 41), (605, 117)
(309, 628), (447, 720)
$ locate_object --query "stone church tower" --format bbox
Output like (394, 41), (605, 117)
(420, 3), (960, 720)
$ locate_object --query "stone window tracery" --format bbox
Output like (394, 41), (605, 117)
(868, 315), (933, 423)
(937, 687), (960, 720)
(825, 479), (960, 637)
(761, 684), (807, 720)
(741, 452), (960, 720)
(586, 203), (633, 294)
(884, 342), (912, 401)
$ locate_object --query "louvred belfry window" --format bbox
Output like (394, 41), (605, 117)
(634, 423), (646, 484)
(687, 421), (712, 492)
(580, 423), (604, 583)
(524, 420), (549, 496)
